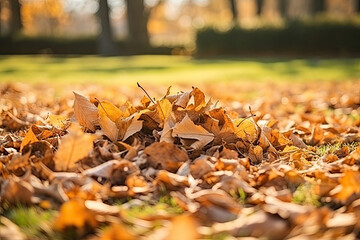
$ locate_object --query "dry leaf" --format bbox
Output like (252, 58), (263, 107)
(172, 114), (214, 149)
(54, 124), (97, 171)
(144, 142), (189, 172)
(166, 215), (199, 240)
(73, 92), (99, 131)
(157, 98), (172, 122)
(20, 125), (39, 151)
(55, 199), (97, 230)
(99, 111), (118, 142)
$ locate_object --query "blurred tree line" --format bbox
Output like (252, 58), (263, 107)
(0, 0), (359, 55)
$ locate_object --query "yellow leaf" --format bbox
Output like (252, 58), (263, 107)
(47, 114), (69, 130)
(233, 118), (257, 140)
(98, 101), (123, 122)
(172, 114), (214, 149)
(156, 98), (172, 122)
(20, 125), (39, 151)
(54, 124), (97, 171)
(73, 92), (98, 131)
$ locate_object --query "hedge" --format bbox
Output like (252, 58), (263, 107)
(196, 20), (360, 56)
(0, 36), (175, 55)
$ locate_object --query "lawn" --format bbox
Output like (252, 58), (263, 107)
(1, 55), (360, 86)
(1, 55), (360, 240)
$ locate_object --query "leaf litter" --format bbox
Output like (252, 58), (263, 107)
(0, 81), (360, 239)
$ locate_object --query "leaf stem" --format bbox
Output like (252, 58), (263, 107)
(137, 82), (156, 104)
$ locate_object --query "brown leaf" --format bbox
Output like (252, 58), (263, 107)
(248, 145), (263, 164)
(144, 142), (189, 172)
(172, 114), (214, 149)
(116, 113), (143, 141)
(54, 124), (97, 171)
(73, 92), (98, 131)
(0, 178), (34, 205)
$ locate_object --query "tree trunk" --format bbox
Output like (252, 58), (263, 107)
(9, 0), (22, 36)
(97, 0), (117, 56)
(313, 0), (325, 14)
(256, 0), (264, 16)
(125, 0), (150, 49)
(355, 0), (360, 13)
(279, 0), (288, 19)
(228, 0), (238, 22)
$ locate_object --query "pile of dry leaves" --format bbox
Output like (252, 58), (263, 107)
(0, 81), (360, 239)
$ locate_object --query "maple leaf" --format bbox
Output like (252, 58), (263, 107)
(73, 92), (99, 131)
(54, 124), (97, 171)
(172, 114), (214, 149)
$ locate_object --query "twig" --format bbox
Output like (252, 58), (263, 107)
(137, 82), (155, 104)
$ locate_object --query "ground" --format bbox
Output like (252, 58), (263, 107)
(0, 56), (360, 240)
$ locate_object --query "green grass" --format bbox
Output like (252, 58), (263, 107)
(4, 205), (57, 240)
(292, 183), (321, 207)
(0, 55), (359, 86)
(316, 142), (359, 157)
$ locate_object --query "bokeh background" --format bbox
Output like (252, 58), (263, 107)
(1, 0), (360, 55)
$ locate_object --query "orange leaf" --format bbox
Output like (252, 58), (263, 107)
(99, 111), (118, 142)
(20, 125), (39, 151)
(55, 199), (97, 230)
(54, 124), (97, 171)
(98, 101), (122, 122)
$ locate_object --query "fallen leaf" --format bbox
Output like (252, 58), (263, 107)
(166, 215), (199, 240)
(20, 125), (39, 151)
(144, 142), (189, 172)
(54, 124), (97, 171)
(55, 199), (97, 230)
(172, 114), (214, 149)
(73, 92), (99, 131)
(99, 110), (118, 142)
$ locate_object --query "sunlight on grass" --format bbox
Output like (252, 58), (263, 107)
(0, 55), (359, 86)
(5, 205), (57, 239)
(316, 142), (359, 157)
(292, 183), (321, 207)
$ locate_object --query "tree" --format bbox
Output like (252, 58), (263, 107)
(9, 0), (22, 35)
(313, 0), (325, 15)
(279, 0), (288, 19)
(256, 0), (264, 16)
(228, 0), (238, 22)
(125, 0), (150, 49)
(97, 0), (117, 55)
